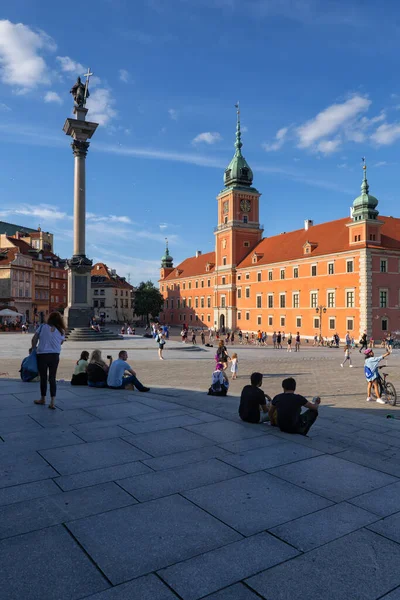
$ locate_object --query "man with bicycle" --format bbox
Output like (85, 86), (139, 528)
(364, 348), (391, 404)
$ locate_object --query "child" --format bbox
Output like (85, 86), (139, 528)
(208, 363), (229, 396)
(287, 333), (292, 352)
(364, 348), (391, 404)
(230, 352), (238, 380)
(341, 345), (353, 368)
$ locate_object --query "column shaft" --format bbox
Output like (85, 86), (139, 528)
(74, 154), (86, 256)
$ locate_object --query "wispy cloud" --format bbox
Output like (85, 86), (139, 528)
(86, 88), (117, 126)
(0, 20), (56, 92)
(262, 126), (289, 151)
(371, 122), (400, 145)
(44, 90), (62, 104)
(168, 108), (179, 121)
(87, 213), (132, 224)
(0, 203), (71, 222)
(374, 160), (388, 167)
(192, 132), (222, 145)
(297, 95), (371, 153)
(56, 55), (84, 74)
(0, 103), (11, 111)
(119, 68), (130, 83)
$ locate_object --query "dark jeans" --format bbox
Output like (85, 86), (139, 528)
(359, 343), (368, 353)
(109, 374), (146, 391)
(296, 409), (318, 435)
(37, 353), (60, 398)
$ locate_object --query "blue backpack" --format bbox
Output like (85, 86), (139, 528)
(364, 365), (374, 380)
(20, 349), (39, 382)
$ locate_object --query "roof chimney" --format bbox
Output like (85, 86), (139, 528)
(195, 250), (202, 258)
(304, 219), (313, 231)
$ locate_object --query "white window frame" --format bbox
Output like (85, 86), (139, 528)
(311, 264), (317, 277)
(296, 316), (302, 328)
(346, 289), (355, 308)
(220, 295), (226, 308)
(268, 270), (273, 281)
(237, 311), (241, 320)
(279, 293), (286, 308)
(245, 287), (250, 298)
(245, 272), (250, 280)
(257, 271), (262, 282)
(280, 269), (285, 280)
(327, 290), (335, 308)
(346, 259), (354, 273)
(313, 316), (320, 329)
(380, 259), (388, 273)
(245, 312), (250, 321)
(328, 262), (334, 275)
(257, 315), (262, 325)
(268, 293), (273, 308)
(256, 294), (262, 309)
(268, 315), (273, 326)
(280, 316), (286, 327)
(292, 292), (299, 308)
(293, 266), (299, 278)
(379, 288), (388, 308)
(237, 287), (242, 299)
(347, 318), (354, 331)
(329, 317), (336, 330)
(310, 291), (318, 308)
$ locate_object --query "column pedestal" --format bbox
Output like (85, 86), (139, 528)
(64, 255), (93, 328)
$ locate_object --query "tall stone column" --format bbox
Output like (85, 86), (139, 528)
(63, 79), (98, 329)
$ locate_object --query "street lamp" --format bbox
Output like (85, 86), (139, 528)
(315, 305), (327, 342)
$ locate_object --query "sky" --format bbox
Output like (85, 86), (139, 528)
(1, 0), (400, 284)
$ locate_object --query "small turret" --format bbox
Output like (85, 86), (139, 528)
(352, 158), (379, 221)
(161, 238), (173, 269)
(224, 102), (254, 189)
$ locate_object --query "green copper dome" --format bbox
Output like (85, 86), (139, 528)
(161, 239), (173, 268)
(224, 105), (253, 188)
(352, 162), (379, 221)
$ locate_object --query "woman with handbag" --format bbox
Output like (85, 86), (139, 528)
(32, 312), (66, 409)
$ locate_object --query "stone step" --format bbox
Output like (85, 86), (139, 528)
(65, 327), (122, 342)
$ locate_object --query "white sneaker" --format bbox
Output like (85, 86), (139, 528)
(366, 397), (373, 402)
(376, 398), (386, 404)
(340, 364), (343, 368)
(349, 365), (353, 368)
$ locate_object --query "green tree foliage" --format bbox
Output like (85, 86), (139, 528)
(134, 281), (164, 323)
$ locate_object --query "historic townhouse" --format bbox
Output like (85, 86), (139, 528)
(160, 112), (400, 341)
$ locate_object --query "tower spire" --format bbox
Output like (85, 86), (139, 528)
(352, 156), (379, 221)
(361, 157), (369, 194)
(234, 101), (242, 156)
(161, 237), (173, 269)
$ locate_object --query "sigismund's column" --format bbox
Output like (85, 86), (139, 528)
(63, 71), (98, 329)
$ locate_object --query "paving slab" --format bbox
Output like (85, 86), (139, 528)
(74, 425), (134, 442)
(183, 471), (332, 536)
(219, 433), (286, 454)
(40, 438), (151, 475)
(159, 531), (298, 600)
(246, 529), (400, 600)
(29, 407), (99, 427)
(200, 584), (261, 600)
(85, 403), (159, 420)
(0, 453), (58, 488)
(0, 479), (61, 507)
(0, 525), (109, 600)
(336, 449), (400, 478)
(84, 574), (179, 599)
(269, 501), (378, 551)
(0, 414), (42, 434)
(0, 482), (135, 539)
(117, 458), (243, 501)
(1, 428), (84, 451)
(55, 460), (153, 491)
(349, 481), (400, 517)
(184, 421), (267, 444)
(72, 418), (137, 432)
(368, 511), (400, 544)
(380, 587), (400, 599)
(124, 427), (214, 457)
(119, 414), (203, 435)
(67, 494), (242, 584)
(220, 440), (323, 473)
(269, 454), (398, 502)
(142, 445), (231, 471)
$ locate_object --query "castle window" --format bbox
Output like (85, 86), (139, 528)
(380, 259), (387, 273)
(237, 311), (241, 320)
(256, 295), (262, 308)
(293, 267), (298, 278)
(257, 315), (262, 325)
(268, 271), (273, 281)
(328, 262), (334, 275)
(237, 288), (242, 299)
(311, 264), (317, 277)
(347, 318), (354, 331)
(244, 241), (250, 247)
(329, 318), (336, 330)
(280, 316), (285, 327)
(268, 316), (273, 326)
(257, 271), (262, 282)
(381, 318), (388, 331)
(245, 273), (250, 280)
(296, 317), (302, 328)
(243, 216), (248, 223)
(241, 167), (249, 178)
(222, 276), (226, 285)
(346, 260), (354, 273)
(224, 217), (228, 224)
(223, 257), (227, 266)
(280, 269), (285, 280)
(245, 312), (250, 320)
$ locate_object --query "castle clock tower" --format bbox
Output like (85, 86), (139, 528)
(214, 105), (263, 331)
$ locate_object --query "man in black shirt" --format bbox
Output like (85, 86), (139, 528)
(239, 372), (271, 424)
(270, 377), (320, 435)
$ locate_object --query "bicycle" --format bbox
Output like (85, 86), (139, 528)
(371, 367), (397, 406)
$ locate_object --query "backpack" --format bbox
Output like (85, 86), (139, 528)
(364, 365), (374, 379)
(20, 350), (39, 382)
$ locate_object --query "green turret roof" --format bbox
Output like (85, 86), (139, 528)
(352, 160), (379, 221)
(161, 239), (173, 268)
(224, 103), (253, 188)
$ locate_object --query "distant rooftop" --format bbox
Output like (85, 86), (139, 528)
(0, 221), (37, 236)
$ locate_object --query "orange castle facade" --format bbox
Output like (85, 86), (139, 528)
(159, 114), (400, 341)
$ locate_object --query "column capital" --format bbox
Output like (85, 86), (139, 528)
(71, 140), (90, 158)
(67, 254), (93, 274)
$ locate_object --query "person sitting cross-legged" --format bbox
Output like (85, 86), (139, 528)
(269, 377), (320, 436)
(239, 372), (271, 423)
(107, 350), (150, 392)
(208, 363), (229, 396)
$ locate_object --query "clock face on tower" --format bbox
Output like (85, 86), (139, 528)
(240, 199), (251, 212)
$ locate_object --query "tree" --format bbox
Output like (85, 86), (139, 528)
(134, 281), (164, 324)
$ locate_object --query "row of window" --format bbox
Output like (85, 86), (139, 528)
(163, 279), (212, 292)
(236, 312), (356, 331)
(164, 297), (213, 309)
(50, 282), (66, 290)
(237, 260), (355, 282)
(93, 299), (132, 309)
(50, 296), (67, 304)
(237, 290), (356, 309)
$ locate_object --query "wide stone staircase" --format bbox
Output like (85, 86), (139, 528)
(65, 327), (123, 342)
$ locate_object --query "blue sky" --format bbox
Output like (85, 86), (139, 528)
(1, 0), (400, 284)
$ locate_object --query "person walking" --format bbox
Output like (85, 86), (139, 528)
(32, 312), (66, 409)
(276, 331), (282, 349)
(216, 339), (230, 370)
(157, 329), (166, 360)
(272, 331), (277, 349)
(359, 331), (368, 353)
(287, 333), (292, 352)
(201, 330), (205, 345)
(295, 332), (300, 352)
(192, 330), (197, 345)
(341, 345), (353, 368)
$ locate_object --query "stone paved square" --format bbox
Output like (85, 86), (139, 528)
(67, 494), (242, 584)
(0, 340), (399, 599)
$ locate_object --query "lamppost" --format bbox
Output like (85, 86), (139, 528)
(315, 305), (326, 342)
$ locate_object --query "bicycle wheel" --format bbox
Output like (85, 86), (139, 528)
(385, 382), (397, 406)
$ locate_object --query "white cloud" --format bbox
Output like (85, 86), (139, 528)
(0, 20), (55, 92)
(297, 95), (371, 150)
(44, 90), (62, 104)
(159, 223), (168, 230)
(168, 108), (178, 121)
(192, 132), (222, 145)
(119, 69), (130, 83)
(56, 55), (84, 74)
(0, 203), (70, 222)
(262, 126), (289, 151)
(0, 103), (11, 111)
(241, 125), (248, 133)
(316, 138), (341, 154)
(374, 161), (388, 167)
(87, 213), (132, 224)
(371, 122), (400, 145)
(86, 88), (117, 126)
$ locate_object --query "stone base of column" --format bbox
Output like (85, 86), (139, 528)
(64, 306), (93, 329)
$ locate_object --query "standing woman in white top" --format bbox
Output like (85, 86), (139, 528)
(31, 312), (66, 409)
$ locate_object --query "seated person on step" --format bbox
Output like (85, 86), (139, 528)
(107, 350), (150, 392)
(208, 363), (229, 396)
(238, 372), (271, 423)
(269, 377), (320, 436)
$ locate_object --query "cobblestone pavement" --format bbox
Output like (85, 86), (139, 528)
(1, 335), (400, 598)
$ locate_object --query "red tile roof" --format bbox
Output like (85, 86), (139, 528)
(237, 215), (400, 269)
(164, 251), (215, 281)
(0, 248), (18, 263)
(91, 262), (133, 289)
(5, 237), (34, 255)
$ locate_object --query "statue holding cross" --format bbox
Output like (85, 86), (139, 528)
(70, 68), (93, 107)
